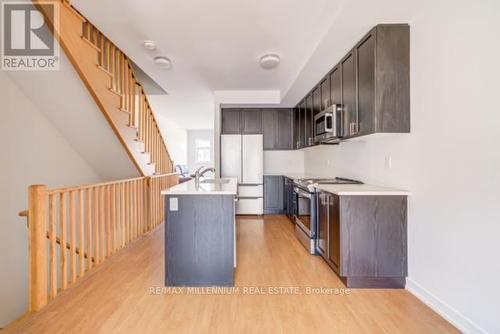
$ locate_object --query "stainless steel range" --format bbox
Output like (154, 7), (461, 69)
(293, 177), (362, 253)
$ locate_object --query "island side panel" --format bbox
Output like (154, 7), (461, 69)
(340, 195), (407, 288)
(165, 194), (235, 286)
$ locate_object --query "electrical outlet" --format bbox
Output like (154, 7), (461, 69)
(169, 197), (178, 211)
(385, 156), (392, 169)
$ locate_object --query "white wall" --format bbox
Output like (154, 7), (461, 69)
(187, 129), (215, 174)
(303, 1), (500, 332)
(0, 72), (103, 327)
(156, 115), (188, 166)
(264, 151), (305, 175)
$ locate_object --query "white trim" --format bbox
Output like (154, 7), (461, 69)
(406, 278), (488, 334)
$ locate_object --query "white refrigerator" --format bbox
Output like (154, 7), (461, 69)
(221, 134), (263, 215)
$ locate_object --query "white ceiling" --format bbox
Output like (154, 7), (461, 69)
(72, 0), (345, 130)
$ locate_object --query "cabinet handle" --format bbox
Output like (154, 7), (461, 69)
(349, 122), (359, 135)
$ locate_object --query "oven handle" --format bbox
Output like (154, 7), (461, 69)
(294, 187), (312, 199)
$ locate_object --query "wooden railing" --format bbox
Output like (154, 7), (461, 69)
(21, 173), (178, 312)
(80, 21), (174, 175)
(34, 0), (174, 176)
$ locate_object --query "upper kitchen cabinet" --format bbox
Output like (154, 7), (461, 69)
(341, 51), (357, 138)
(299, 100), (306, 149)
(330, 66), (341, 105)
(276, 109), (293, 149)
(320, 77), (331, 110)
(305, 94), (313, 147)
(221, 109), (241, 134)
(293, 107), (300, 150)
(242, 109), (263, 134)
(355, 24), (410, 136)
(262, 109), (293, 150)
(312, 86), (321, 117)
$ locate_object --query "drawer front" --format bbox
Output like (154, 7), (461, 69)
(238, 185), (263, 197)
(236, 198), (263, 215)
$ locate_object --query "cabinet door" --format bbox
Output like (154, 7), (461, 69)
(328, 194), (341, 270)
(330, 67), (341, 105)
(221, 109), (241, 134)
(317, 192), (329, 257)
(285, 178), (294, 217)
(262, 109), (276, 150)
(341, 52), (357, 138)
(242, 109), (262, 134)
(312, 86), (321, 117)
(305, 95), (313, 146)
(276, 109), (292, 150)
(299, 101), (306, 148)
(356, 31), (375, 136)
(293, 107), (300, 149)
(321, 77), (331, 110)
(264, 176), (284, 213)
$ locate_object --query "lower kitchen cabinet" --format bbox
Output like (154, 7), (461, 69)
(316, 190), (408, 288)
(283, 177), (294, 219)
(264, 176), (285, 214)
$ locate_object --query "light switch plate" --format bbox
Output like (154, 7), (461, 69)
(169, 197), (178, 211)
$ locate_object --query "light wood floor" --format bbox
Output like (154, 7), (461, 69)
(5, 215), (457, 334)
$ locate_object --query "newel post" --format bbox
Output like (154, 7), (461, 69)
(28, 185), (48, 311)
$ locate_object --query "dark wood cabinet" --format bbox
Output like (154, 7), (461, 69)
(317, 192), (328, 257)
(315, 190), (408, 288)
(276, 109), (292, 149)
(305, 95), (313, 146)
(262, 109), (293, 150)
(264, 176), (284, 214)
(221, 109), (241, 134)
(341, 52), (357, 138)
(283, 177), (294, 219)
(328, 194), (340, 269)
(356, 25), (410, 135)
(290, 24), (410, 144)
(320, 77), (331, 110)
(330, 67), (341, 105)
(241, 109), (262, 134)
(293, 107), (300, 149)
(262, 110), (275, 150)
(299, 101), (306, 148)
(356, 31), (375, 136)
(312, 86), (321, 117)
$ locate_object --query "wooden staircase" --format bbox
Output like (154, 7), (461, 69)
(34, 0), (174, 176)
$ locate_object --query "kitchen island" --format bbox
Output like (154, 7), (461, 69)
(161, 177), (238, 287)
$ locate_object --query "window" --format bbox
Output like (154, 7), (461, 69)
(195, 139), (211, 163)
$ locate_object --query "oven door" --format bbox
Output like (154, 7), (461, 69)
(293, 186), (312, 237)
(314, 112), (333, 138)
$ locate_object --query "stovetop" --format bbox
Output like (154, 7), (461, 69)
(294, 177), (363, 191)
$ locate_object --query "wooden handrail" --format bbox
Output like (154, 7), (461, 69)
(22, 173), (179, 312)
(47, 173), (178, 194)
(34, 0), (175, 176)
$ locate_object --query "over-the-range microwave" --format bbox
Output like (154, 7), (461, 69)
(314, 104), (343, 144)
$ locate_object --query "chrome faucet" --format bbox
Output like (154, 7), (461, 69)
(194, 166), (216, 187)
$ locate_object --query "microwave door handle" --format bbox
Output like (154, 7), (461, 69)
(325, 114), (333, 131)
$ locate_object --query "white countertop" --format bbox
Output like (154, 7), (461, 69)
(314, 183), (411, 196)
(161, 177), (238, 196)
(264, 173), (321, 180)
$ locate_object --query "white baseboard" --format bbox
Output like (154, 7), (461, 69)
(406, 278), (487, 334)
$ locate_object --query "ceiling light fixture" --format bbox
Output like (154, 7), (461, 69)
(154, 56), (172, 70)
(143, 40), (157, 51)
(259, 54), (280, 69)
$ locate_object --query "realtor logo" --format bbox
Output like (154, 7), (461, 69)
(1, 1), (59, 70)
